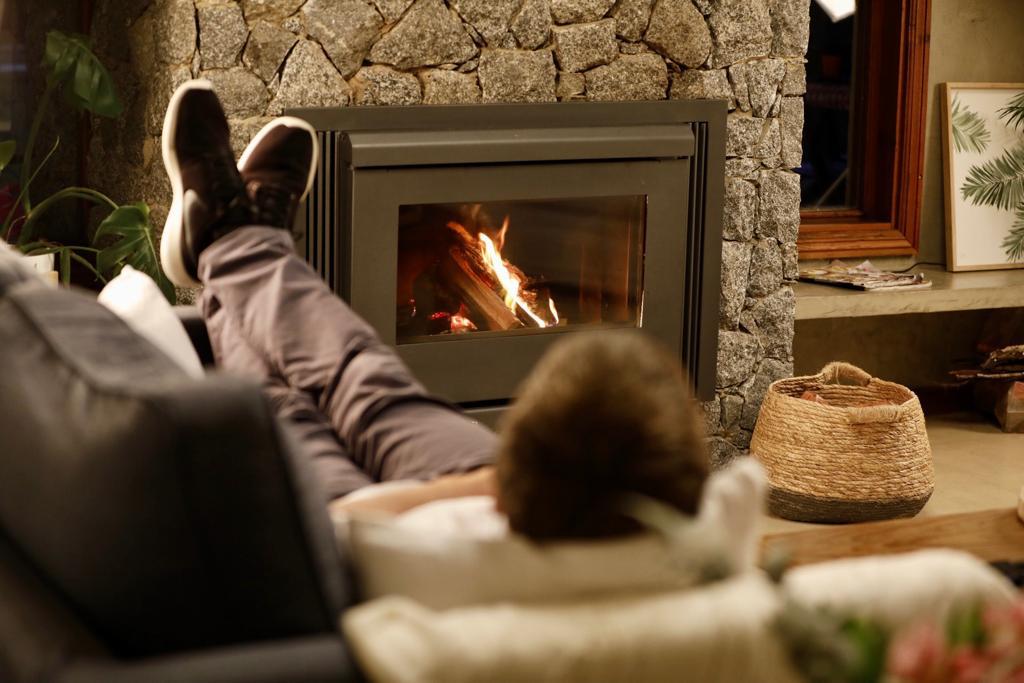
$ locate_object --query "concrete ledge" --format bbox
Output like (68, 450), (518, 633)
(795, 266), (1024, 320)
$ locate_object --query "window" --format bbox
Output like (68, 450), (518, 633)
(0, 2), (27, 146)
(798, 0), (932, 259)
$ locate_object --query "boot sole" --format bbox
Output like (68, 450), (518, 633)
(160, 80), (213, 290)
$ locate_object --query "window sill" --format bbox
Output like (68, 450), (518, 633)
(794, 266), (1024, 320)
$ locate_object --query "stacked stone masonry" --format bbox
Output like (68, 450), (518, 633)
(89, 0), (809, 465)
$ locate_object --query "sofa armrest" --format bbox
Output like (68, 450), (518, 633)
(56, 635), (361, 683)
(174, 305), (215, 367)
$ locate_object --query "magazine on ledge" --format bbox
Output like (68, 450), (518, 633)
(799, 260), (933, 292)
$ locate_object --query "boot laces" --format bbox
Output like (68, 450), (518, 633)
(249, 182), (298, 230)
(203, 149), (252, 229)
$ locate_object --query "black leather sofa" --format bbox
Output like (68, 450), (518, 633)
(0, 277), (360, 682)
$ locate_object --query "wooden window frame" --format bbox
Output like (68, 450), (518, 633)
(797, 0), (932, 260)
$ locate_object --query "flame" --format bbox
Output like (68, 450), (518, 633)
(478, 228), (557, 328)
(451, 304), (477, 333)
(495, 216), (509, 251)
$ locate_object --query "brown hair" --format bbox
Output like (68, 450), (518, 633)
(496, 332), (710, 541)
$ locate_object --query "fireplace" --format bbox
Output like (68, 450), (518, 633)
(293, 101), (724, 423)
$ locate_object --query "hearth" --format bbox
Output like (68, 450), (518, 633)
(293, 101), (724, 422)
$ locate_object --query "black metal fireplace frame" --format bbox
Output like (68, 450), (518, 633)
(292, 100), (725, 415)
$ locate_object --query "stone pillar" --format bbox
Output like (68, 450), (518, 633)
(701, 0), (808, 466)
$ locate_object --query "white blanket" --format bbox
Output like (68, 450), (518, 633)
(338, 459), (768, 610)
(342, 550), (1015, 683)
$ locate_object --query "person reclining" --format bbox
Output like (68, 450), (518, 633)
(6, 80), (712, 539)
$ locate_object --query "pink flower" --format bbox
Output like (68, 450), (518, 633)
(947, 646), (994, 683)
(888, 622), (948, 682)
(887, 598), (1024, 683)
(985, 600), (1024, 642)
(980, 599), (1024, 670)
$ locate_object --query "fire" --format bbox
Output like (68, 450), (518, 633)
(437, 213), (560, 333)
(477, 224), (558, 328)
(450, 304), (477, 333)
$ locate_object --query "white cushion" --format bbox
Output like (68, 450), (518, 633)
(342, 573), (803, 683)
(339, 459), (768, 610)
(97, 266), (204, 378)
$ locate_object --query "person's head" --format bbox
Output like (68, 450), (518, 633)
(495, 332), (710, 541)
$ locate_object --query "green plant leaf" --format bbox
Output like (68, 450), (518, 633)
(947, 605), (986, 648)
(43, 31), (122, 118)
(1003, 204), (1024, 262)
(67, 249), (107, 285)
(0, 140), (14, 174)
(774, 600), (862, 683)
(951, 97), (990, 154)
(96, 233), (145, 273)
(44, 32), (78, 83)
(3, 138), (59, 242)
(961, 143), (1024, 210)
(840, 619), (888, 683)
(59, 247), (71, 286)
(94, 203), (175, 303)
(19, 244), (62, 257)
(998, 91), (1024, 132)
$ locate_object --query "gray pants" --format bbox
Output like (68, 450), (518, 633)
(198, 226), (497, 499)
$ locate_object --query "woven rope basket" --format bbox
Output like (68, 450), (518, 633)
(750, 362), (934, 524)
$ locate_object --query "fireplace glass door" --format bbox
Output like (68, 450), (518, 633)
(396, 197), (646, 344)
(343, 159), (690, 404)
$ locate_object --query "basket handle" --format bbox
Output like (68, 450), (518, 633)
(846, 404), (903, 424)
(820, 362), (872, 387)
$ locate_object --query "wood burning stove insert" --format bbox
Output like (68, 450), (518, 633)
(293, 101), (724, 424)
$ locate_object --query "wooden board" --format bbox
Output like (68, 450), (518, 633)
(761, 508), (1024, 568)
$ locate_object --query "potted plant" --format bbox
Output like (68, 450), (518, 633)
(0, 30), (173, 302)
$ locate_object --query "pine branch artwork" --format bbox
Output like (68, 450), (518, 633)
(997, 91), (1024, 132)
(961, 143), (1024, 212)
(1003, 204), (1024, 262)
(951, 97), (990, 153)
(951, 87), (1024, 266)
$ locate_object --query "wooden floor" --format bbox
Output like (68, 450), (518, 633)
(759, 413), (1024, 563)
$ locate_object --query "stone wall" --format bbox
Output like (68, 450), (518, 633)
(89, 0), (809, 460)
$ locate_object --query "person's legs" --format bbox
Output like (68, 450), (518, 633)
(198, 226), (497, 486)
(203, 303), (373, 498)
(157, 82), (493, 497)
(161, 81), (496, 497)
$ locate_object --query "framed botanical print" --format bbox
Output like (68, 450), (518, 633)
(942, 82), (1024, 271)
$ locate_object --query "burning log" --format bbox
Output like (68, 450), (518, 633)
(397, 207), (561, 338)
(438, 246), (524, 331)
